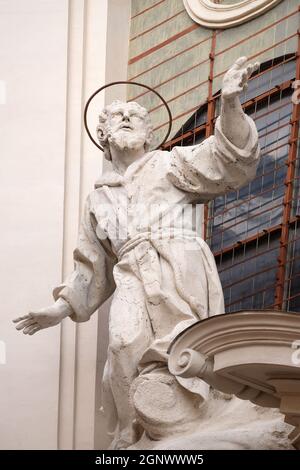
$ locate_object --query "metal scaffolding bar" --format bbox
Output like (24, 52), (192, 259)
(204, 30), (217, 241)
(274, 30), (300, 309)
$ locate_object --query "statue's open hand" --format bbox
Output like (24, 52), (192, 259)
(13, 299), (72, 335)
(222, 56), (260, 100)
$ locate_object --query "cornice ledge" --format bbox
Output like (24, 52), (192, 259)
(168, 310), (300, 359)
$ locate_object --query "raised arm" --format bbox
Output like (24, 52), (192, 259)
(167, 56), (261, 202)
(221, 56), (260, 148)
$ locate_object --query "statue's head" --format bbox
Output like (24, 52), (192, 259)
(96, 100), (154, 161)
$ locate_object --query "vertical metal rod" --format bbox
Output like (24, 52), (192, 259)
(274, 30), (300, 309)
(204, 30), (217, 240)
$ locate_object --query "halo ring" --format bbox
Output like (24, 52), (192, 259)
(84, 80), (173, 152)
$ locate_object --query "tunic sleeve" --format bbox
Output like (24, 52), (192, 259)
(167, 114), (260, 202)
(53, 193), (116, 323)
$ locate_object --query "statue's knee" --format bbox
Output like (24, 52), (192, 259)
(130, 369), (201, 440)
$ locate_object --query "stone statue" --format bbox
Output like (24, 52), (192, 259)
(14, 57), (271, 449)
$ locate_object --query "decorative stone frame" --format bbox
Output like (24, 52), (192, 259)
(183, 0), (283, 29)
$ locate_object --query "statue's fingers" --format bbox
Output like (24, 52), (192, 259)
(23, 327), (33, 335)
(239, 69), (248, 84)
(13, 314), (31, 323)
(15, 319), (36, 331)
(232, 56), (248, 69)
(246, 62), (260, 78)
(28, 326), (41, 336)
(23, 323), (38, 335)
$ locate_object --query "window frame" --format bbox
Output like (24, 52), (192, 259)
(163, 51), (300, 312)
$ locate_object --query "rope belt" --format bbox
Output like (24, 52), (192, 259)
(116, 230), (206, 318)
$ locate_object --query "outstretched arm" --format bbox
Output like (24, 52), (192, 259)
(13, 193), (116, 335)
(13, 298), (73, 335)
(220, 56), (260, 148)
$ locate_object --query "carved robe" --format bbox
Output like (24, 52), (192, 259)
(53, 114), (260, 444)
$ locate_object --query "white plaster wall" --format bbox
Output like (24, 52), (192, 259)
(0, 0), (68, 449)
(0, 0), (130, 449)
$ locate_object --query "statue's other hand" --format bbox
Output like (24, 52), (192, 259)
(222, 56), (260, 100)
(13, 299), (72, 335)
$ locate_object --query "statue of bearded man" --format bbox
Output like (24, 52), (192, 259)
(14, 57), (263, 449)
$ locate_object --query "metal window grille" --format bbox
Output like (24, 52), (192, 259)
(162, 24), (300, 313)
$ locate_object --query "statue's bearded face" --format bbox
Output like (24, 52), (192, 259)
(107, 102), (148, 151)
(97, 101), (153, 160)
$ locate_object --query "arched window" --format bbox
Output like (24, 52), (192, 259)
(167, 53), (300, 312)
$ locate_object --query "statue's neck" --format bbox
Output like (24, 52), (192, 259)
(110, 145), (146, 175)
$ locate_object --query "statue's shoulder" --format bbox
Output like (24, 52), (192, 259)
(94, 172), (124, 189)
(148, 148), (171, 162)
(84, 187), (106, 210)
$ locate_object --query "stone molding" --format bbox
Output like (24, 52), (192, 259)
(183, 0), (283, 28)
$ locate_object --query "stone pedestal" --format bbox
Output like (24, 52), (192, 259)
(168, 310), (300, 449)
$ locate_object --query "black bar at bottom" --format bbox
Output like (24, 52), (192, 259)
(0, 450), (298, 467)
